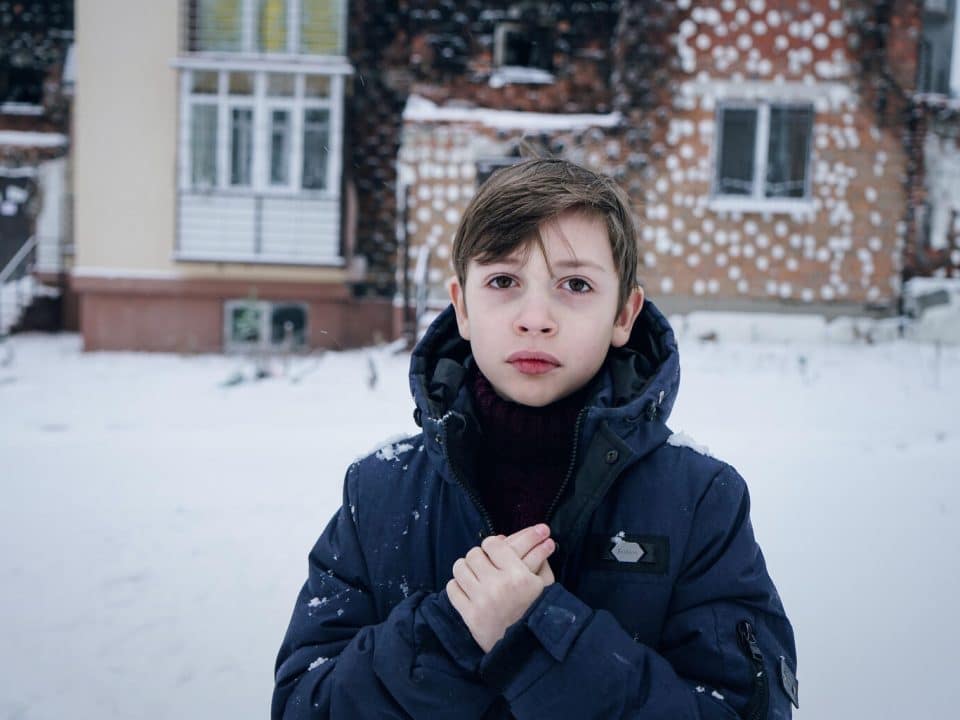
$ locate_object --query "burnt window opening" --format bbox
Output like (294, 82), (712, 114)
(494, 22), (554, 72)
(918, 0), (956, 94)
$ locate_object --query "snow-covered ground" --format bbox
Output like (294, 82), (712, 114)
(1, 329), (958, 719)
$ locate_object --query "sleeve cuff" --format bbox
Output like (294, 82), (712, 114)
(479, 584), (594, 696)
(419, 589), (485, 674)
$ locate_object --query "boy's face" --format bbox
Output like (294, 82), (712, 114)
(449, 210), (644, 407)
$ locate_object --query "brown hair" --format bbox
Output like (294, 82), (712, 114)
(452, 158), (640, 310)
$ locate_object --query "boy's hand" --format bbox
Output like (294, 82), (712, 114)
(447, 530), (556, 653)
(504, 524), (556, 582)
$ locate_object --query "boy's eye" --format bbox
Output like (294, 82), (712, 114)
(488, 275), (516, 289)
(563, 277), (593, 294)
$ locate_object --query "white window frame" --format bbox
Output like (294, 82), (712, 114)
(709, 101), (815, 215)
(178, 65), (344, 199)
(185, 0), (348, 59)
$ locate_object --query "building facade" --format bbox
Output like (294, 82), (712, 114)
(68, 1), (959, 353)
(73, 0), (390, 353)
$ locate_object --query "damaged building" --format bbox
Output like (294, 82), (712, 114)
(11, 0), (958, 352)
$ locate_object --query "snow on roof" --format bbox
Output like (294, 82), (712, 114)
(63, 43), (76, 85)
(913, 92), (960, 111)
(0, 131), (68, 148)
(402, 94), (622, 130)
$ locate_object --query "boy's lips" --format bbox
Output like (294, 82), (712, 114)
(507, 351), (561, 375)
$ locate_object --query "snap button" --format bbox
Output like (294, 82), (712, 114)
(605, 449), (619, 464)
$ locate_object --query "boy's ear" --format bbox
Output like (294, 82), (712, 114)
(611, 285), (644, 348)
(447, 276), (471, 341)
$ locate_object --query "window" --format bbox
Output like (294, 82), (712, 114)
(490, 21), (555, 86)
(186, 0), (345, 56)
(713, 102), (814, 209)
(475, 156), (523, 186)
(0, 67), (46, 105)
(224, 299), (308, 351)
(494, 22), (553, 71)
(918, 0), (957, 95)
(181, 69), (339, 194)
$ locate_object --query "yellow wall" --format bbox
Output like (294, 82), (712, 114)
(73, 0), (345, 285)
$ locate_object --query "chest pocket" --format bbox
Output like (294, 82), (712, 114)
(573, 533), (673, 646)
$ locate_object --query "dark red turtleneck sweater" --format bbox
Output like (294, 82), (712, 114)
(468, 370), (588, 536)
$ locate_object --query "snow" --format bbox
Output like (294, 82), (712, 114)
(1, 276), (59, 334)
(1, 329), (958, 719)
(0, 131), (68, 148)
(402, 94), (623, 131)
(666, 431), (713, 457)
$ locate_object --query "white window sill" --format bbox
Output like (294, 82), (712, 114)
(182, 187), (339, 201)
(174, 252), (345, 268)
(489, 66), (555, 88)
(708, 197), (815, 216)
(0, 102), (44, 116)
(171, 55), (354, 75)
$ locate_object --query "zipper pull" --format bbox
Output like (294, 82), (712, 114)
(737, 620), (764, 665)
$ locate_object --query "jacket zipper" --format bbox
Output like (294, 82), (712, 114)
(736, 620), (769, 720)
(545, 408), (587, 524)
(439, 415), (496, 536)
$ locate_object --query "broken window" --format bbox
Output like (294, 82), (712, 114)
(0, 67), (46, 105)
(918, 0), (956, 94)
(714, 102), (813, 203)
(495, 22), (554, 72)
(224, 299), (308, 351)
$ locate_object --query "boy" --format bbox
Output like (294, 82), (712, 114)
(273, 159), (798, 719)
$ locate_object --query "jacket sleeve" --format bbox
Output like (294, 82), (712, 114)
(272, 463), (499, 720)
(477, 465), (798, 720)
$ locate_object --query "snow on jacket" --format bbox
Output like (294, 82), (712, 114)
(273, 300), (798, 719)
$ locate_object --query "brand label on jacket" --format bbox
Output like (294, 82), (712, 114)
(587, 533), (670, 574)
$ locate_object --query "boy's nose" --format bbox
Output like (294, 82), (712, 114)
(513, 302), (558, 336)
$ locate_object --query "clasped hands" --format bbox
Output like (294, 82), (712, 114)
(447, 523), (556, 653)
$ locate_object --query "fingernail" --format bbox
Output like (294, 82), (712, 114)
(537, 524), (549, 537)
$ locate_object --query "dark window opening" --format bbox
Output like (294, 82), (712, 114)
(716, 108), (757, 196)
(715, 103), (813, 200)
(497, 24), (553, 71)
(0, 66), (45, 105)
(270, 304), (307, 347)
(765, 106), (813, 199)
(918, 0), (956, 94)
(476, 156), (523, 186)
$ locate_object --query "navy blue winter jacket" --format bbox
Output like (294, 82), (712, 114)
(273, 300), (798, 719)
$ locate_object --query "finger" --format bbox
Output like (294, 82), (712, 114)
(522, 537), (555, 574)
(452, 557), (480, 596)
(481, 534), (528, 572)
(537, 558), (555, 586)
(446, 578), (470, 615)
(465, 545), (498, 581)
(505, 524), (551, 560)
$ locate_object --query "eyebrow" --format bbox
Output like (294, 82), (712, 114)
(550, 258), (609, 273)
(482, 256), (608, 273)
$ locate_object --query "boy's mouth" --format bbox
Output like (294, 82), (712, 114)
(507, 351), (561, 375)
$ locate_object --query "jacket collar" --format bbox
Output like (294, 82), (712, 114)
(409, 299), (680, 483)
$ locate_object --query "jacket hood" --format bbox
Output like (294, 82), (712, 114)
(409, 298), (680, 438)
